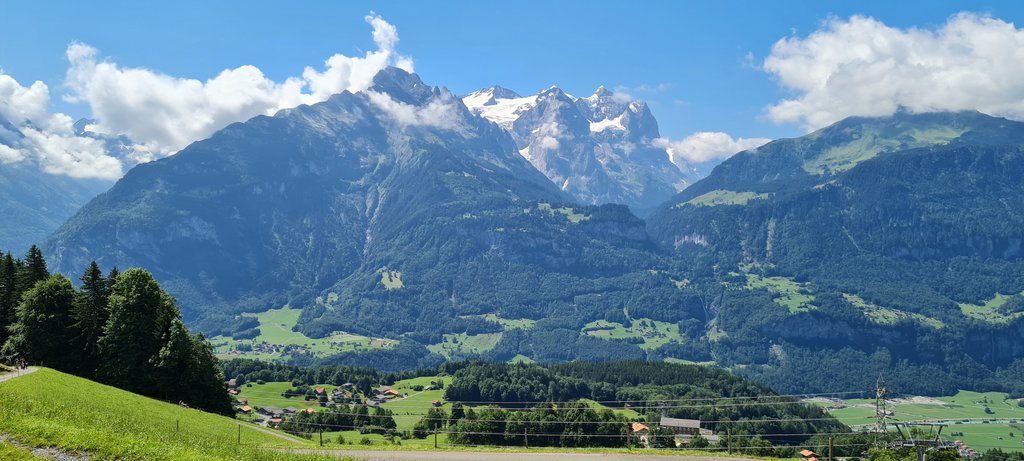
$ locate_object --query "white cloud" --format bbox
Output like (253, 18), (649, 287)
(654, 132), (770, 166)
(65, 13), (412, 157)
(0, 144), (25, 164)
(364, 90), (460, 130)
(0, 13), (413, 180)
(0, 73), (124, 179)
(764, 13), (1024, 130)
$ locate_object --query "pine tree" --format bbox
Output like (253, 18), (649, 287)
(97, 268), (168, 393)
(0, 252), (16, 347)
(16, 245), (48, 294)
(71, 261), (110, 377)
(107, 267), (119, 284)
(1, 274), (76, 369)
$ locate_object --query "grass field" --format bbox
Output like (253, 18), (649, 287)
(0, 368), (348, 461)
(843, 294), (944, 328)
(426, 332), (503, 358)
(823, 390), (1024, 452)
(681, 190), (769, 207)
(211, 306), (396, 361)
(533, 202), (591, 223)
(743, 274), (816, 313)
(233, 381), (338, 413)
(959, 293), (1024, 323)
(380, 376), (454, 432)
(581, 318), (683, 350)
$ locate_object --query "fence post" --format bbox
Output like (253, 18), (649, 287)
(434, 427), (438, 449)
(727, 428), (732, 454)
(176, 420), (179, 433)
(237, 424), (241, 445)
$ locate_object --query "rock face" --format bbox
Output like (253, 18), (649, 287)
(463, 85), (695, 215)
(45, 68), (668, 342)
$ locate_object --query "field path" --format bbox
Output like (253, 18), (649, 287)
(243, 422), (309, 445)
(0, 366), (37, 383)
(278, 449), (762, 461)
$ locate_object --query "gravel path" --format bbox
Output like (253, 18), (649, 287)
(0, 366), (37, 383)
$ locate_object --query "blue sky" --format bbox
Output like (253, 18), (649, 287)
(3, 1), (1024, 178)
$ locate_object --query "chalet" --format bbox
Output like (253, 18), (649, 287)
(384, 389), (402, 398)
(238, 405), (252, 414)
(366, 400), (381, 408)
(315, 387), (326, 396)
(376, 385), (392, 394)
(659, 417), (701, 436)
(258, 406), (283, 417)
(631, 423), (651, 447)
(341, 383), (354, 389)
(227, 389), (239, 396)
(268, 418), (283, 428)
(305, 408), (316, 414)
(227, 378), (237, 388)
(283, 407), (297, 416)
(236, 399), (248, 406)
(800, 449), (821, 461)
(374, 394), (390, 401)
(431, 400), (442, 407)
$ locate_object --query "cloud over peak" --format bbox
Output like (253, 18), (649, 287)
(763, 13), (1024, 130)
(0, 13), (412, 180)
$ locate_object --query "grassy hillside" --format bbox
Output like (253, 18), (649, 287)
(0, 368), (347, 460)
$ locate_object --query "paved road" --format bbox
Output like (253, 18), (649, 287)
(282, 449), (761, 461)
(0, 366), (37, 383)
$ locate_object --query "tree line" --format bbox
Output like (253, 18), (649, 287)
(0, 245), (231, 415)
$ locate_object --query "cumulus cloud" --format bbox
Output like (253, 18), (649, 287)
(654, 132), (770, 166)
(0, 144), (25, 164)
(764, 13), (1024, 130)
(364, 91), (460, 129)
(0, 13), (413, 180)
(0, 73), (124, 179)
(66, 12), (413, 156)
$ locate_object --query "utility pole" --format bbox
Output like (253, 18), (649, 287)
(875, 375), (888, 449)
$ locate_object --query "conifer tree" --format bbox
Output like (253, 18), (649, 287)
(97, 268), (168, 392)
(16, 245), (48, 293)
(1, 274), (76, 369)
(71, 261), (110, 377)
(0, 252), (16, 347)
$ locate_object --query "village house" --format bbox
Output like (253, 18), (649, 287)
(237, 405), (252, 414)
(257, 406), (283, 418)
(283, 407), (297, 416)
(431, 400), (442, 407)
(631, 422), (650, 447)
(659, 417), (701, 436)
(800, 449), (821, 461)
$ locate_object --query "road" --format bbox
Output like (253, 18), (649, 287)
(0, 366), (37, 383)
(281, 449), (762, 461)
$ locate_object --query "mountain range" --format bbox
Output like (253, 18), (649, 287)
(22, 68), (1024, 393)
(463, 85), (695, 214)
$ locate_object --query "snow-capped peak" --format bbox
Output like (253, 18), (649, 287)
(462, 86), (538, 131)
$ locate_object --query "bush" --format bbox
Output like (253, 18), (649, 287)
(359, 437), (372, 445)
(335, 434), (345, 445)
